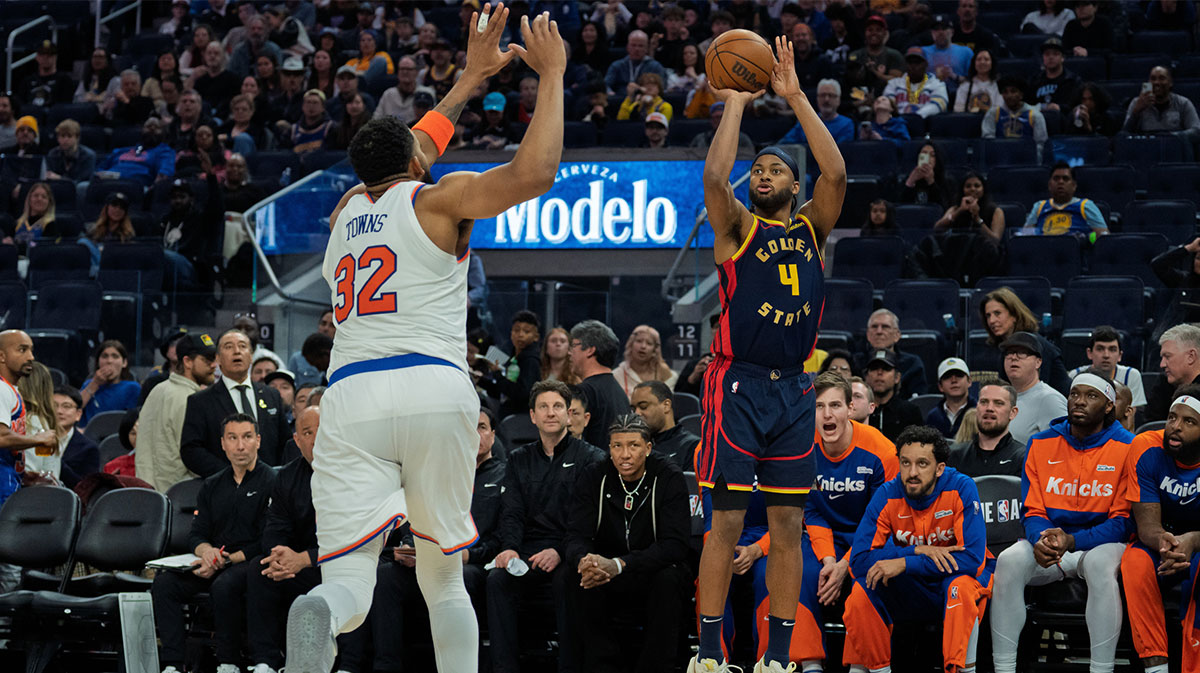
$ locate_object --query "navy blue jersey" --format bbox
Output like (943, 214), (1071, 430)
(1128, 441), (1200, 535)
(712, 214), (824, 368)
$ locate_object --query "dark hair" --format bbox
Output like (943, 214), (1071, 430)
(861, 198), (896, 235)
(308, 386), (326, 406)
(980, 288), (1040, 345)
(818, 348), (855, 376)
(979, 382), (1018, 407)
(302, 332), (334, 359)
(609, 413), (652, 443)
(997, 74), (1026, 94)
(511, 310), (541, 330)
(221, 412), (259, 433)
(570, 320), (620, 368)
(567, 384), (588, 410)
(95, 339), (134, 381)
(956, 171), (994, 212)
(814, 371), (852, 403)
(296, 381), (317, 395)
(1089, 325), (1122, 349)
(919, 142), (948, 189)
(895, 425), (950, 463)
(530, 379), (572, 409)
(1071, 82), (1111, 115)
(348, 116), (416, 186)
(118, 406), (140, 451)
(710, 9), (735, 25)
(966, 48), (996, 82)
(1050, 161), (1075, 180)
(634, 380), (673, 403)
(662, 5), (685, 21)
(479, 404), (497, 429)
(53, 384), (83, 410)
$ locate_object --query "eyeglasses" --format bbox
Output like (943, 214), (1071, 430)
(1004, 351), (1035, 360)
(234, 311), (257, 320)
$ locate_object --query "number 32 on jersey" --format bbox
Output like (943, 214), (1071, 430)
(333, 245), (397, 322)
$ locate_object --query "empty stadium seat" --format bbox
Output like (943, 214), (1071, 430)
(1112, 135), (1187, 177)
(1089, 233), (1169, 288)
(1178, 53), (1200, 78)
(1109, 53), (1173, 80)
(899, 114), (926, 137)
(994, 57), (1038, 80)
(0, 280), (27, 329)
(166, 478), (203, 554)
(1006, 235), (1082, 288)
(745, 117), (797, 145)
(300, 149), (348, 174)
(987, 166), (1050, 209)
(893, 204), (943, 230)
(599, 121), (646, 148)
(98, 243), (165, 294)
(247, 151), (303, 180)
(564, 121), (599, 148)
(666, 119), (708, 146)
(927, 113), (982, 139)
(1129, 32), (1192, 57)
(840, 141), (899, 178)
(996, 202), (1028, 230)
(882, 279), (960, 339)
(1074, 164), (1137, 213)
(1148, 163), (1200, 201)
(832, 237), (908, 289)
(28, 244), (92, 290)
(1062, 275), (1145, 336)
(980, 138), (1039, 168)
(822, 277), (875, 334)
(1121, 201), (1196, 244)
(1007, 34), (1051, 57)
(1064, 56), (1106, 81)
(836, 176), (886, 230)
(45, 103), (99, 127)
(1050, 136), (1110, 166)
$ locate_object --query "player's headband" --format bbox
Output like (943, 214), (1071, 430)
(1172, 395), (1200, 417)
(1071, 373), (1115, 403)
(754, 147), (800, 182)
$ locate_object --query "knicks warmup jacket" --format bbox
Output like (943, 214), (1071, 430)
(849, 467), (988, 580)
(807, 422), (899, 561)
(1021, 418), (1135, 548)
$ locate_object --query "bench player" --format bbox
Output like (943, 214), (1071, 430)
(691, 35), (846, 673)
(284, 7), (567, 673)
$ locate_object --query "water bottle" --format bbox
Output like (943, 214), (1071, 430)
(279, 167), (292, 187)
(1042, 313), (1052, 331)
(943, 313), (956, 331)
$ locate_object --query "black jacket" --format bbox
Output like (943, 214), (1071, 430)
(577, 373), (630, 449)
(180, 378), (290, 478)
(947, 432), (1027, 478)
(60, 428), (100, 489)
(263, 457), (317, 566)
(188, 463), (277, 559)
(565, 453), (691, 575)
(155, 171), (223, 266)
(867, 394), (924, 443)
(1151, 245), (1200, 289)
(652, 424), (700, 473)
(497, 433), (605, 557)
(471, 456), (506, 566)
(1147, 371), (1200, 422)
(478, 342), (541, 418)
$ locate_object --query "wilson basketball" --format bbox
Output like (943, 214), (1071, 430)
(705, 29), (774, 93)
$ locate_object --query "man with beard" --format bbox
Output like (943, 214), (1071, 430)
(991, 373), (1134, 673)
(864, 350), (923, 443)
(229, 15), (283, 79)
(842, 425), (990, 673)
(847, 15), (904, 93)
(883, 47), (948, 119)
(0, 330), (57, 511)
(137, 333), (217, 492)
(691, 35), (845, 673)
(1122, 385), (1200, 673)
(630, 380), (699, 472)
(0, 94), (18, 151)
(948, 383), (1024, 478)
(96, 117), (176, 186)
(155, 152), (223, 291)
(774, 373), (896, 671)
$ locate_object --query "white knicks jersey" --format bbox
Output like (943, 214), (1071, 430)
(322, 181), (469, 374)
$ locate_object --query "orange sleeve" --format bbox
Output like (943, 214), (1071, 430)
(755, 531), (771, 556)
(807, 526), (836, 561)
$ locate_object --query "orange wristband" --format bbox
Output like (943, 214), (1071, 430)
(413, 110), (454, 156)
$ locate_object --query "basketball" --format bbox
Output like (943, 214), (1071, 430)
(705, 29), (775, 93)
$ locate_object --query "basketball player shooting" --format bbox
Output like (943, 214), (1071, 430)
(284, 6), (566, 673)
(691, 36), (846, 673)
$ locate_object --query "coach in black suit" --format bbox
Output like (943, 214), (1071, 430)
(181, 329), (289, 476)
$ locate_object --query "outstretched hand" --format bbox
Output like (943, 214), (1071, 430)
(509, 12), (566, 78)
(707, 79), (765, 107)
(770, 35), (802, 100)
(463, 3), (517, 80)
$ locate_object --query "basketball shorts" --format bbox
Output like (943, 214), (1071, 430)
(696, 357), (816, 497)
(311, 354), (481, 563)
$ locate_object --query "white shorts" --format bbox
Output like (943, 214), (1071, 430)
(311, 361), (480, 562)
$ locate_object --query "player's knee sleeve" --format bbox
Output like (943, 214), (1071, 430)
(1080, 543), (1124, 666)
(414, 540), (479, 673)
(991, 540), (1035, 673)
(414, 540), (470, 607)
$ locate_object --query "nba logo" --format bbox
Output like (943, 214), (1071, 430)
(731, 381), (740, 394)
(997, 499), (1009, 523)
(951, 586), (959, 599)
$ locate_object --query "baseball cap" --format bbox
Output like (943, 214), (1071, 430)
(281, 56), (305, 73)
(264, 369), (296, 388)
(866, 350), (899, 370)
(904, 46), (927, 61)
(865, 14), (887, 28)
(159, 327), (190, 359)
(414, 91), (435, 107)
(931, 14), (951, 29)
(357, 2), (374, 13)
(176, 333), (217, 361)
(483, 91), (506, 112)
(937, 357), (970, 380)
(105, 192), (130, 209)
(170, 178), (192, 195)
(336, 65), (359, 78)
(36, 40), (56, 55)
(1041, 36), (1065, 53)
(1000, 331), (1042, 357)
(645, 111), (669, 129)
(431, 39), (453, 52)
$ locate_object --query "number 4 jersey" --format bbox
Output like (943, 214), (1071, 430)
(713, 214), (824, 368)
(323, 181), (470, 374)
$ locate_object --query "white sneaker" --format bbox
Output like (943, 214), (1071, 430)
(251, 665), (278, 673)
(285, 595), (336, 673)
(215, 666), (240, 673)
(160, 667), (181, 673)
(687, 656), (744, 673)
(753, 659), (798, 673)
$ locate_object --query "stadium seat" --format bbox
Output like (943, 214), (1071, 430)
(974, 475), (1024, 558)
(1074, 164), (1137, 213)
(1007, 34), (1051, 58)
(1109, 53), (1173, 80)
(563, 121), (598, 149)
(30, 280), (101, 383)
(28, 243), (92, 290)
(902, 138), (968, 170)
(746, 117), (796, 145)
(882, 278), (960, 339)
(166, 478), (203, 554)
(1006, 235), (1082, 289)
(1041, 108), (1064, 136)
(666, 119), (708, 146)
(1112, 135), (1187, 177)
(0, 485), (81, 637)
(110, 124), (143, 149)
(599, 121), (645, 148)
(893, 204), (942, 230)
(836, 176), (887, 230)
(80, 124), (109, 153)
(247, 151), (303, 180)
(1129, 32), (1192, 57)
(840, 141), (899, 179)
(46, 102), (100, 127)
(20, 178), (81, 213)
(673, 392), (700, 418)
(832, 237), (907, 289)
(1148, 163), (1200, 201)
(899, 114), (926, 137)
(1050, 136), (1110, 166)
(300, 149), (348, 174)
(0, 280), (27, 329)
(1102, 80), (1143, 109)
(822, 278), (876, 334)
(980, 138), (1038, 169)
(1064, 56), (1106, 81)
(1062, 275), (1146, 337)
(1121, 201), (1196, 244)
(83, 180), (144, 220)
(679, 414), (701, 437)
(498, 413), (537, 447)
(995, 202), (1028, 230)
(97, 434), (125, 467)
(993, 57), (1038, 80)
(1178, 53), (1200, 78)
(927, 113), (982, 139)
(0, 244), (16, 282)
(987, 166), (1050, 209)
(125, 32), (175, 57)
(1089, 233), (1169, 288)
(83, 410), (126, 442)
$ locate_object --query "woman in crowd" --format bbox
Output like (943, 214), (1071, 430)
(858, 95), (910, 145)
(935, 171), (1005, 240)
(81, 192), (136, 274)
(175, 124), (228, 180)
(1021, 0), (1075, 35)
(219, 93), (269, 156)
(412, 22), (441, 69)
(618, 72), (673, 121)
(255, 53), (283, 100)
(817, 349), (855, 379)
(179, 24), (214, 78)
(103, 406), (140, 476)
(10, 182), (56, 254)
(612, 325), (678, 398)
(20, 362), (60, 484)
(80, 340), (141, 426)
(666, 43), (704, 95)
(306, 49), (337, 100)
(1066, 82), (1118, 136)
(540, 326), (579, 385)
(900, 141), (951, 207)
(346, 29), (394, 78)
(573, 20), (614, 76)
(74, 47), (118, 104)
(142, 49), (180, 111)
(324, 93), (370, 150)
(860, 198), (898, 236)
(974, 287), (1070, 392)
(953, 49), (1000, 113)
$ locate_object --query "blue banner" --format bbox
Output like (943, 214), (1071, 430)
(431, 159), (752, 250)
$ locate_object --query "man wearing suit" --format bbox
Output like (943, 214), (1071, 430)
(181, 329), (289, 477)
(51, 385), (100, 489)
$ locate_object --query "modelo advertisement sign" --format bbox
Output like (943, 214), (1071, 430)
(430, 158), (753, 250)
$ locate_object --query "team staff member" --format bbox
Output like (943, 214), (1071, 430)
(842, 425), (990, 673)
(692, 33), (845, 673)
(152, 413), (277, 673)
(990, 373), (1134, 673)
(777, 373), (897, 670)
(947, 383), (1025, 478)
(1122, 388), (1200, 673)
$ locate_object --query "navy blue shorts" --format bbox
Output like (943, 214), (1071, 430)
(696, 357), (816, 497)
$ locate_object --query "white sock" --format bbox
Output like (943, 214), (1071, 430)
(1146, 665), (1168, 673)
(869, 667), (892, 673)
(848, 667), (868, 673)
(801, 662), (823, 673)
(309, 535), (384, 634)
(414, 540), (478, 673)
